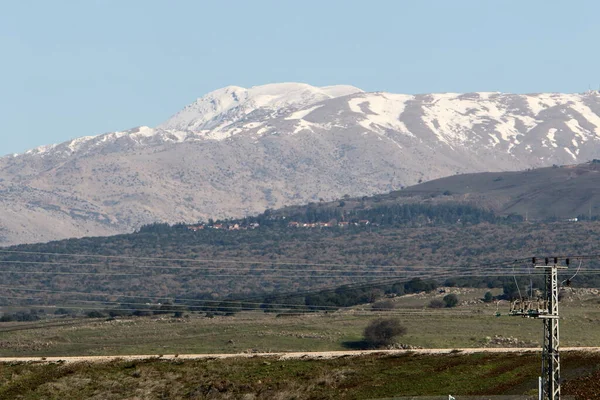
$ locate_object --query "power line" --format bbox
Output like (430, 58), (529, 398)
(0, 300), (474, 317)
(0, 249), (536, 271)
(0, 261), (580, 277)
(0, 270), (141, 276)
(0, 259), (500, 273)
(0, 292), (480, 314)
(0, 266), (541, 312)
(0, 249), (422, 269)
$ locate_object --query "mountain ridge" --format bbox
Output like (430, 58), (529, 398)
(3, 83), (600, 245)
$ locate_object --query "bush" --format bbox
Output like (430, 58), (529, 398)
(372, 299), (395, 311)
(428, 299), (445, 308)
(363, 318), (407, 348)
(86, 311), (105, 318)
(132, 310), (152, 317)
(0, 315), (13, 322)
(0, 311), (41, 322)
(443, 294), (459, 308)
(483, 291), (494, 303)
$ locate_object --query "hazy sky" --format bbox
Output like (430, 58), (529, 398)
(2, 0), (600, 155)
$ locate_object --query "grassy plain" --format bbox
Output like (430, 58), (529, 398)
(1, 288), (600, 358)
(2, 288), (600, 398)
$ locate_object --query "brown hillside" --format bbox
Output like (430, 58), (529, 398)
(391, 161), (600, 220)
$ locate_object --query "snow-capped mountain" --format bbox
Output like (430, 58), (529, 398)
(2, 83), (600, 245)
(157, 83), (363, 135)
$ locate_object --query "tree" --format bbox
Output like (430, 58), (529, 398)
(363, 318), (407, 348)
(483, 291), (494, 303)
(443, 294), (459, 308)
(502, 282), (520, 300)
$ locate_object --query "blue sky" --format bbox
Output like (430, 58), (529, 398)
(1, 0), (599, 155)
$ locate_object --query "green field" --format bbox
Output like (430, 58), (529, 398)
(2, 288), (600, 357)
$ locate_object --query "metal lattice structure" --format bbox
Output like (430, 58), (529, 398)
(509, 259), (567, 400)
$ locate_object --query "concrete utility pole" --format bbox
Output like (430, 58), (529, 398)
(509, 257), (567, 400)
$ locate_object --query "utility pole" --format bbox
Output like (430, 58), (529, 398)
(509, 257), (567, 400)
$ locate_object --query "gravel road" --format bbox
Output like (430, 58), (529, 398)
(2, 347), (600, 364)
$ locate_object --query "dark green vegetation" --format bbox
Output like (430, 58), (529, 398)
(443, 294), (459, 308)
(3, 217), (600, 312)
(0, 352), (599, 399)
(3, 210), (600, 316)
(3, 161), (600, 317)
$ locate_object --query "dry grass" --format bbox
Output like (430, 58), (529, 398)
(0, 352), (597, 399)
(1, 287), (600, 358)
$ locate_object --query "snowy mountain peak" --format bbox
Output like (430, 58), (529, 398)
(157, 82), (363, 132)
(7, 85), (600, 165)
(5, 85), (600, 246)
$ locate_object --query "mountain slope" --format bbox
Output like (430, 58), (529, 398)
(2, 83), (600, 245)
(394, 161), (600, 220)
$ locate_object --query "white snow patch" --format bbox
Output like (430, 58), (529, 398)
(320, 85), (363, 97)
(256, 127), (271, 136)
(564, 147), (577, 160)
(516, 115), (539, 131)
(129, 126), (155, 137)
(292, 119), (318, 134)
(565, 119), (588, 140)
(488, 134), (500, 146)
(348, 98), (366, 114)
(568, 102), (600, 137)
(347, 93), (413, 136)
(25, 143), (58, 155)
(421, 93), (522, 145)
(66, 136), (93, 152)
(525, 93), (573, 115)
(547, 128), (558, 148)
(285, 105), (323, 120)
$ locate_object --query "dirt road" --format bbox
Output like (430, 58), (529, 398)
(2, 347), (600, 364)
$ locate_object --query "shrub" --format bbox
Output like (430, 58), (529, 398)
(0, 315), (13, 322)
(428, 299), (445, 308)
(363, 318), (407, 348)
(483, 291), (494, 303)
(86, 311), (105, 318)
(0, 311), (41, 322)
(132, 310), (152, 317)
(372, 299), (395, 311)
(443, 294), (459, 308)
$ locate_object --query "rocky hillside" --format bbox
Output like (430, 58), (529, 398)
(2, 83), (600, 245)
